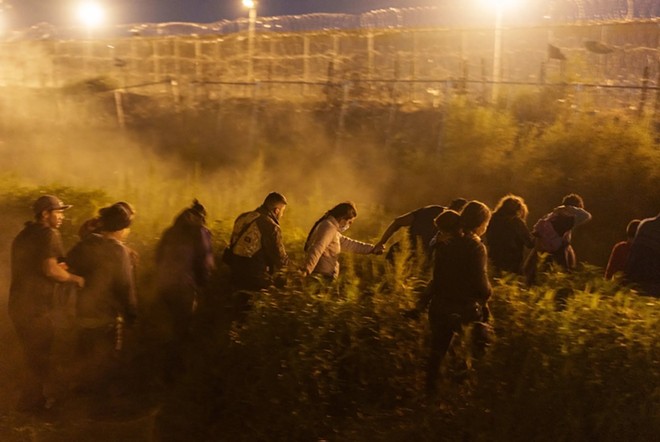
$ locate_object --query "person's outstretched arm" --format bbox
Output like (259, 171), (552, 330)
(374, 211), (415, 248)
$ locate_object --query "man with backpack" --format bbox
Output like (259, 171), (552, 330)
(224, 192), (289, 291)
(524, 193), (592, 285)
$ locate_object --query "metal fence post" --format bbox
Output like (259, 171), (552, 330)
(114, 89), (126, 129)
(249, 81), (261, 152)
(638, 65), (649, 116)
(335, 81), (350, 150)
(303, 35), (310, 96)
(152, 40), (161, 82)
(655, 61), (660, 125)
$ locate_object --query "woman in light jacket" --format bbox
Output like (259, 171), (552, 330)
(302, 202), (382, 279)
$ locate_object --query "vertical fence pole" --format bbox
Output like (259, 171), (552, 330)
(460, 59), (468, 96)
(392, 54), (400, 104)
(267, 42), (274, 98)
(52, 41), (60, 87)
(481, 58), (487, 103)
(655, 61), (660, 126)
(332, 34), (340, 88)
(638, 65), (649, 117)
(194, 38), (202, 82)
(193, 39), (202, 107)
(492, 6), (503, 102)
(412, 31), (419, 102)
(303, 35), (310, 97)
(129, 38), (138, 87)
(268, 37), (275, 97)
(249, 82), (260, 152)
(174, 38), (181, 81)
(152, 40), (160, 82)
(334, 82), (350, 150)
(367, 31), (374, 89)
(247, 6), (256, 81)
(170, 78), (180, 112)
(215, 38), (223, 100)
(114, 90), (126, 129)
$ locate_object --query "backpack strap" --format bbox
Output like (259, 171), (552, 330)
(228, 215), (260, 252)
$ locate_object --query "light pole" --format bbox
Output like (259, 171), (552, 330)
(76, 1), (105, 39)
(486, 0), (519, 103)
(492, 3), (503, 102)
(242, 0), (257, 81)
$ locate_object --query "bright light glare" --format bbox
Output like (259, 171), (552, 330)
(480, 0), (519, 11)
(242, 0), (255, 9)
(77, 2), (105, 28)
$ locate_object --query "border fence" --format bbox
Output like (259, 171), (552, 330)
(0, 5), (658, 124)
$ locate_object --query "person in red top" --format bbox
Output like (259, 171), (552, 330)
(605, 219), (640, 280)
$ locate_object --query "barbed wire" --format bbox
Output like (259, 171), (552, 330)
(8, 2), (659, 41)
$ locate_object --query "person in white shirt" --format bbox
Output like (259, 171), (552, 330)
(302, 202), (384, 279)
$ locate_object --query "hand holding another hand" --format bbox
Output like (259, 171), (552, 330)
(372, 243), (386, 255)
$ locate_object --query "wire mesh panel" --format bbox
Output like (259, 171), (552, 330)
(0, 6), (657, 112)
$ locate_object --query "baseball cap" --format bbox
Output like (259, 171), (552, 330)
(33, 195), (72, 215)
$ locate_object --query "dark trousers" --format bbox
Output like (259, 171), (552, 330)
(155, 285), (197, 382)
(426, 307), (490, 392)
(11, 314), (54, 409)
(524, 244), (576, 285)
(76, 324), (120, 393)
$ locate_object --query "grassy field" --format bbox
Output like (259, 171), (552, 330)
(0, 87), (658, 440)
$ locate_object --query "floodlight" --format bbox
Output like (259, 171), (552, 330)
(76, 2), (105, 28)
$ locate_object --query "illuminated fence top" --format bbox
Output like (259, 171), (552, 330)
(10, 2), (660, 41)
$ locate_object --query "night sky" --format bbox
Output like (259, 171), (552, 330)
(6, 0), (439, 28)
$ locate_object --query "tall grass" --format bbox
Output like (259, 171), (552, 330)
(0, 89), (658, 440)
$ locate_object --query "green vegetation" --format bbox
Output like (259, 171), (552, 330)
(0, 87), (658, 441)
(154, 256), (659, 441)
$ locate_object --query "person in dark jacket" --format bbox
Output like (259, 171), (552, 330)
(624, 212), (660, 296)
(226, 192), (289, 291)
(417, 201), (492, 394)
(485, 194), (534, 275)
(374, 198), (467, 265)
(154, 199), (214, 380)
(9, 195), (85, 412)
(66, 203), (137, 393)
(605, 219), (640, 280)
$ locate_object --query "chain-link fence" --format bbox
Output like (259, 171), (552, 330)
(0, 6), (657, 124)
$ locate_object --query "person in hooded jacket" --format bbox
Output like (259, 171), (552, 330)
(153, 199), (214, 381)
(66, 202), (137, 393)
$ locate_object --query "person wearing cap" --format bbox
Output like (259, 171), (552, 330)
(9, 195), (85, 412)
(153, 199), (215, 382)
(66, 202), (138, 394)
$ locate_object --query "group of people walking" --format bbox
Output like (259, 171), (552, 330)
(9, 196), (138, 411)
(8, 191), (659, 411)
